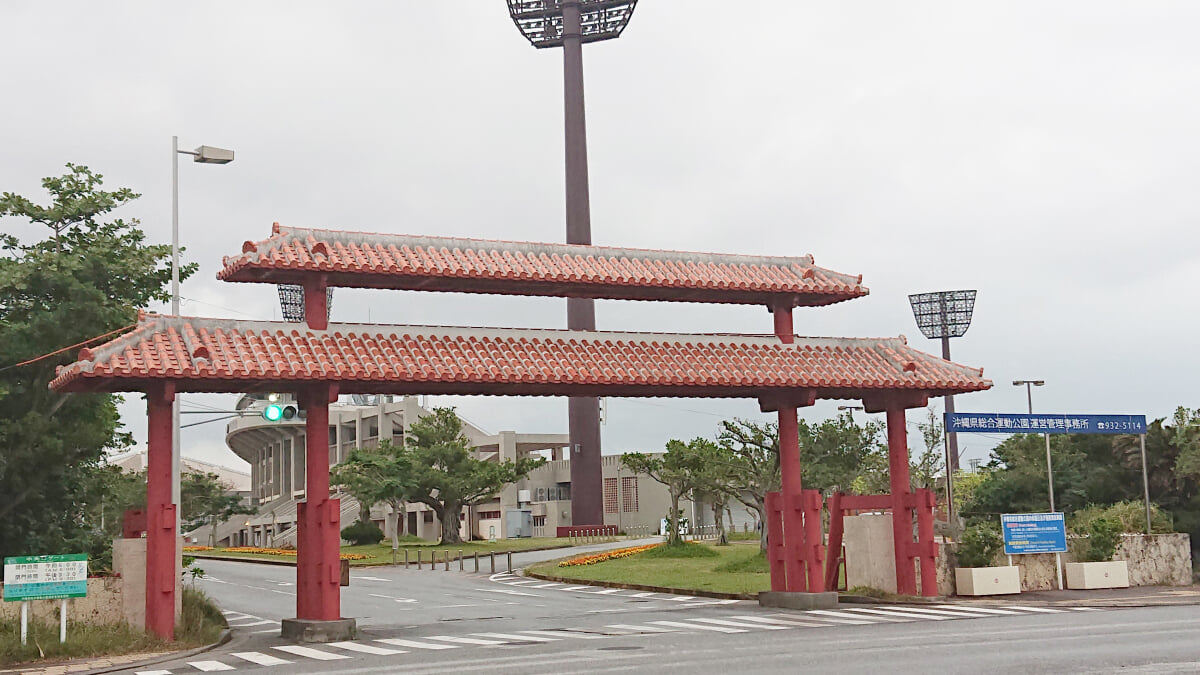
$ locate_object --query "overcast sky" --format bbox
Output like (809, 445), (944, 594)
(3, 2), (1197, 473)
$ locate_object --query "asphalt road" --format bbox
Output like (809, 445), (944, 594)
(131, 545), (1200, 674)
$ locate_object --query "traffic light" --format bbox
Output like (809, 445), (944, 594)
(262, 402), (298, 422)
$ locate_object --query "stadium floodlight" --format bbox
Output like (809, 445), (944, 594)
(277, 284), (334, 323)
(907, 290), (978, 476)
(508, 0), (637, 48)
(908, 290), (977, 340)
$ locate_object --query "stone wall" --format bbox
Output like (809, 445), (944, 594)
(939, 533), (1192, 594)
(0, 577), (125, 624)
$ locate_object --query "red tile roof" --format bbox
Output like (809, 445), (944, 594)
(50, 315), (990, 400)
(218, 224), (868, 307)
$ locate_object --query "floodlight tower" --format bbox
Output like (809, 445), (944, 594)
(508, 0), (638, 527)
(908, 290), (978, 473)
(278, 284), (333, 323)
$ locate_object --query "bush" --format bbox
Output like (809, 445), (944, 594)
(177, 588), (225, 645)
(340, 521), (385, 546)
(639, 542), (719, 559)
(1076, 517), (1122, 563)
(1072, 501), (1173, 535)
(955, 524), (1003, 568)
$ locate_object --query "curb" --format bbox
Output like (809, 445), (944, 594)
(60, 629), (233, 675)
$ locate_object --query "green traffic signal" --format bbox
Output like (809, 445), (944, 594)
(263, 404), (284, 421)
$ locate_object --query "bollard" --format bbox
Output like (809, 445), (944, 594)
(507, 551), (513, 572)
(474, 551), (479, 573)
(430, 550), (436, 571)
(405, 549), (410, 568)
(459, 550), (464, 571)
(444, 550), (450, 571)
(416, 549), (422, 570)
(490, 551), (496, 574)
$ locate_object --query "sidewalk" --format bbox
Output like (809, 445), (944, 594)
(948, 585), (1200, 608)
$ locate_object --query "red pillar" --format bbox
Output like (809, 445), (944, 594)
(886, 406), (918, 595)
(146, 384), (177, 640)
(916, 489), (938, 596)
(777, 405), (807, 592)
(304, 276), (328, 331)
(295, 386), (341, 621)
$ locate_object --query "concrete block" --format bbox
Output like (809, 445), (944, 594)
(280, 617), (357, 643)
(955, 566), (1021, 596)
(758, 591), (839, 610)
(1065, 561), (1130, 589)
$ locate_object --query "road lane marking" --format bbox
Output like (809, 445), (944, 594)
(629, 592), (660, 598)
(731, 615), (835, 628)
(559, 586), (593, 591)
(801, 610), (896, 624)
(328, 641), (405, 655)
(376, 638), (459, 650)
(505, 580), (541, 585)
(520, 630), (608, 640)
(273, 645), (352, 660)
(666, 596), (696, 601)
(228, 619), (277, 627)
(529, 583), (563, 588)
(472, 632), (559, 642)
(649, 620), (747, 633)
(689, 617), (788, 630)
(605, 624), (681, 633)
(188, 661), (235, 671)
(426, 635), (510, 646)
(881, 606), (1002, 618)
(1071, 607), (1101, 611)
(478, 588), (542, 597)
(590, 588), (622, 595)
(354, 576), (392, 582)
(231, 652), (292, 666)
(1003, 605), (1066, 613)
(933, 605), (1020, 615)
(839, 608), (933, 621)
(368, 593), (417, 603)
(135, 671), (172, 675)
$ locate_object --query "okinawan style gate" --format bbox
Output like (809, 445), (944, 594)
(52, 224), (991, 640)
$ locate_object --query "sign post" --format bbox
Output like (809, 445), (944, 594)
(1002, 513), (1068, 591)
(3, 554), (88, 645)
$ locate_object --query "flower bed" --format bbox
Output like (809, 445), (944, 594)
(182, 546), (214, 552)
(211, 547), (374, 561)
(558, 544), (661, 567)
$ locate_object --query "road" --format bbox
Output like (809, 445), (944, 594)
(130, 545), (1200, 674)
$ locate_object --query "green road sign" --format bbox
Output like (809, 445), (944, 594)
(3, 554), (88, 601)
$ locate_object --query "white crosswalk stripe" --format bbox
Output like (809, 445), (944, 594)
(273, 645), (352, 660)
(227, 619), (276, 627)
(650, 620), (747, 633)
(328, 641), (406, 655)
(689, 617), (789, 630)
(933, 605), (1020, 615)
(606, 623), (682, 633)
(231, 651), (292, 666)
(1004, 605), (1066, 613)
(803, 609), (901, 624)
(188, 661), (235, 672)
(881, 605), (1002, 619)
(376, 638), (459, 650)
(732, 615), (836, 628)
(520, 629), (609, 640)
(472, 632), (559, 642)
(836, 608), (924, 621)
(426, 635), (510, 646)
(135, 671), (172, 675)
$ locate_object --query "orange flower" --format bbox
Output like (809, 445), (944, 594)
(558, 544), (661, 567)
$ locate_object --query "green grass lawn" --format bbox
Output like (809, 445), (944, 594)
(190, 537), (577, 566)
(530, 542), (772, 595)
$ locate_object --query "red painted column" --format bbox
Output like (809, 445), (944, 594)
(886, 406), (918, 595)
(778, 406), (806, 592)
(304, 276), (328, 331)
(916, 489), (938, 596)
(296, 387), (341, 621)
(146, 384), (177, 640)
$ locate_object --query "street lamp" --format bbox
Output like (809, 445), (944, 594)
(1013, 379), (1054, 512)
(171, 137), (235, 517)
(908, 290), (977, 473)
(507, 0), (638, 528)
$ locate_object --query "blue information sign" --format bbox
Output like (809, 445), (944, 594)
(946, 413), (1146, 435)
(1001, 513), (1067, 555)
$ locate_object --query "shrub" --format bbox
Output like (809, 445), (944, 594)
(1076, 517), (1122, 563)
(639, 542), (720, 559)
(1072, 501), (1172, 535)
(340, 521), (385, 546)
(955, 524), (1003, 568)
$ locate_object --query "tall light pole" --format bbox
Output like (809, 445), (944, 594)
(908, 290), (977, 473)
(508, 0), (638, 527)
(171, 137), (234, 512)
(1013, 379), (1053, 511)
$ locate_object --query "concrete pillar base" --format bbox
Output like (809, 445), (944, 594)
(280, 618), (357, 643)
(758, 591), (839, 611)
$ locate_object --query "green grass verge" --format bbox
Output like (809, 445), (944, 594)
(640, 542), (720, 559)
(0, 586), (225, 667)
(531, 542), (770, 595)
(727, 531), (762, 542)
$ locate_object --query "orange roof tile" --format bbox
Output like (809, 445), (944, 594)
(217, 224), (868, 307)
(50, 315), (990, 400)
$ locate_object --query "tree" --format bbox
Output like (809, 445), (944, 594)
(910, 407), (945, 492)
(715, 419), (780, 552)
(335, 408), (544, 545)
(180, 471), (254, 548)
(332, 447), (413, 546)
(622, 438), (716, 547)
(0, 164), (190, 560)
